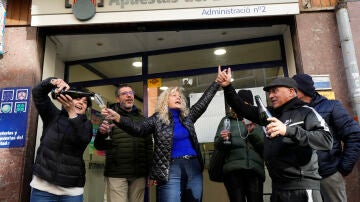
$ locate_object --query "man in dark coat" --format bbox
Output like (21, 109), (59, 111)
(293, 74), (360, 202)
(94, 84), (153, 202)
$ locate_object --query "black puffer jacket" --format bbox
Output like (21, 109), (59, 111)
(94, 104), (153, 178)
(117, 82), (220, 183)
(32, 77), (92, 187)
(223, 84), (332, 190)
(310, 92), (360, 177)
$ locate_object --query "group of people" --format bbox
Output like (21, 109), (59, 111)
(30, 65), (360, 202)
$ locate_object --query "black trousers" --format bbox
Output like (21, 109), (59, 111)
(270, 188), (322, 202)
(223, 170), (264, 202)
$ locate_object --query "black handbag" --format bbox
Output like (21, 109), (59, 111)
(208, 148), (228, 182)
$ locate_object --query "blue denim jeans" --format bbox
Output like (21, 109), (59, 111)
(30, 188), (83, 202)
(156, 158), (203, 202)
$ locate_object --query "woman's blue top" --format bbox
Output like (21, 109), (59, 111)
(169, 109), (197, 158)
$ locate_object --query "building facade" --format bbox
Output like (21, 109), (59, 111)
(0, 0), (359, 201)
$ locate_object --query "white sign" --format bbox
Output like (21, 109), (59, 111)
(312, 75), (332, 90)
(190, 90), (226, 143)
(31, 0), (299, 26)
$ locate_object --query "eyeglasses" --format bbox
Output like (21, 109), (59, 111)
(119, 91), (135, 96)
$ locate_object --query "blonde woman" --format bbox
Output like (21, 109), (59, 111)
(99, 67), (223, 202)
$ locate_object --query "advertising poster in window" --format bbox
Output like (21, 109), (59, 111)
(0, 87), (31, 148)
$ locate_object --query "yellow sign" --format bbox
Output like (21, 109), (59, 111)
(148, 78), (162, 88)
(317, 91), (335, 100)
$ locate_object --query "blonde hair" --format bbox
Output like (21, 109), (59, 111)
(155, 87), (189, 125)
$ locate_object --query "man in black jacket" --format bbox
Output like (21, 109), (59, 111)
(217, 68), (332, 202)
(94, 84), (153, 202)
(293, 74), (360, 202)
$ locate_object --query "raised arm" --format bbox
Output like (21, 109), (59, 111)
(102, 108), (155, 137)
(32, 77), (68, 125)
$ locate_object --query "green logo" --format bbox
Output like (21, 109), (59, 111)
(15, 103), (26, 113)
(1, 104), (11, 113)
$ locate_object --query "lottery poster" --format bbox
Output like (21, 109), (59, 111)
(0, 87), (31, 148)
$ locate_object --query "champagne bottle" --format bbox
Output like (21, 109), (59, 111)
(254, 95), (272, 125)
(51, 88), (94, 99)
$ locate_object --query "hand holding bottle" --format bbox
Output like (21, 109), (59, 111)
(255, 95), (274, 138)
(254, 96), (287, 138)
(56, 93), (77, 118)
(50, 78), (70, 95)
(254, 95), (272, 125)
(265, 117), (287, 138)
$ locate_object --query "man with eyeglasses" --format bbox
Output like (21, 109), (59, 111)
(94, 84), (153, 202)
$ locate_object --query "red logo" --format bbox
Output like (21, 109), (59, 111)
(65, 0), (104, 21)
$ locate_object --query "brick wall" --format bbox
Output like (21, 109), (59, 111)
(294, 11), (360, 202)
(0, 27), (43, 202)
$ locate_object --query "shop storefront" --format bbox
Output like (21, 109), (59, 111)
(31, 2), (300, 199)
(1, 0), (360, 201)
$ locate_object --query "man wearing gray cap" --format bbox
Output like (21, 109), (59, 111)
(216, 67), (332, 202)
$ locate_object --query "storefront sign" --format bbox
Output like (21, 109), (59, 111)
(317, 90), (335, 100)
(0, 87), (31, 148)
(31, 0), (299, 26)
(148, 78), (162, 88)
(312, 75), (332, 90)
(0, 0), (6, 55)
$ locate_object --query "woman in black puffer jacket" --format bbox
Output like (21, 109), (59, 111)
(30, 77), (93, 201)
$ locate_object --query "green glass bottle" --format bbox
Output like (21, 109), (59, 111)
(51, 88), (94, 99)
(254, 95), (272, 126)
